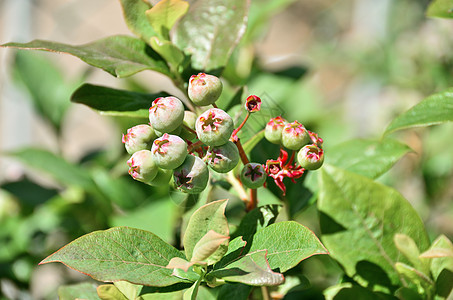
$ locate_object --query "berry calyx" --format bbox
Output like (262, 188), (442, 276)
(241, 163), (267, 189)
(245, 95), (261, 113)
(264, 116), (287, 145)
(205, 141), (240, 173)
(173, 155), (209, 194)
(297, 144), (324, 170)
(149, 96), (184, 133)
(151, 133), (187, 169)
(188, 73), (223, 106)
(196, 108), (234, 146)
(122, 124), (157, 155)
(127, 150), (158, 183)
(281, 121), (311, 150)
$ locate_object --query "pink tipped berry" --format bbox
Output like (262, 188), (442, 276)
(205, 141), (240, 173)
(196, 108), (234, 146)
(264, 116), (287, 145)
(127, 150), (158, 183)
(188, 73), (223, 106)
(173, 155), (209, 194)
(151, 133), (187, 169)
(297, 144), (324, 170)
(122, 124), (157, 155)
(241, 163), (267, 189)
(308, 130), (323, 148)
(281, 121), (311, 150)
(245, 95), (261, 113)
(149, 96), (184, 133)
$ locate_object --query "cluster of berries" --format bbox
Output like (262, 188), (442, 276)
(122, 72), (324, 195)
(264, 117), (324, 195)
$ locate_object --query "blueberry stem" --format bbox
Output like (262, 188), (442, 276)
(247, 188), (257, 212)
(183, 124), (197, 136)
(187, 140), (204, 153)
(231, 112), (250, 137)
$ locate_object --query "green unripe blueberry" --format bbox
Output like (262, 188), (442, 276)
(179, 111), (198, 140)
(147, 168), (173, 186)
(173, 155), (209, 194)
(149, 97), (184, 133)
(151, 133), (187, 169)
(188, 73), (223, 106)
(122, 124), (157, 155)
(205, 141), (240, 173)
(297, 144), (324, 170)
(281, 121), (311, 150)
(127, 150), (158, 183)
(240, 163), (267, 189)
(196, 108), (234, 146)
(264, 116), (287, 145)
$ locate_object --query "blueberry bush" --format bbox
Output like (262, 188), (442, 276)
(1, 0), (453, 299)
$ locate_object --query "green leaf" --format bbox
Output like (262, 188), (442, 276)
(146, 0), (189, 40)
(385, 88), (453, 134)
(58, 282), (100, 300)
(318, 164), (430, 288)
(183, 278), (202, 300)
(2, 35), (170, 78)
(150, 37), (185, 69)
(114, 281), (143, 300)
(166, 258), (200, 282)
(97, 284), (128, 300)
(40, 227), (188, 287)
(183, 199), (229, 265)
(426, 0), (453, 19)
(119, 0), (157, 42)
(191, 230), (229, 263)
(395, 263), (434, 296)
(394, 234), (430, 275)
(172, 0), (250, 71)
(217, 283), (252, 300)
(12, 51), (74, 130)
(8, 148), (94, 190)
(209, 250), (284, 286)
(231, 204), (281, 240)
(247, 221), (328, 273)
(327, 138), (411, 179)
(71, 83), (168, 118)
(420, 235), (453, 284)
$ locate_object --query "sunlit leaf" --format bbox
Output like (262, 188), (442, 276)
(247, 221), (327, 272)
(209, 250), (284, 286)
(183, 199), (229, 265)
(327, 138), (411, 179)
(146, 0), (189, 40)
(173, 0), (250, 71)
(385, 88), (453, 134)
(97, 284), (128, 300)
(2, 36), (170, 78)
(191, 230), (229, 263)
(150, 37), (185, 69)
(40, 227), (187, 287)
(318, 164), (430, 288)
(119, 0), (157, 42)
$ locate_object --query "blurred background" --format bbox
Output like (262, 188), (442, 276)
(1, 0), (453, 299)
